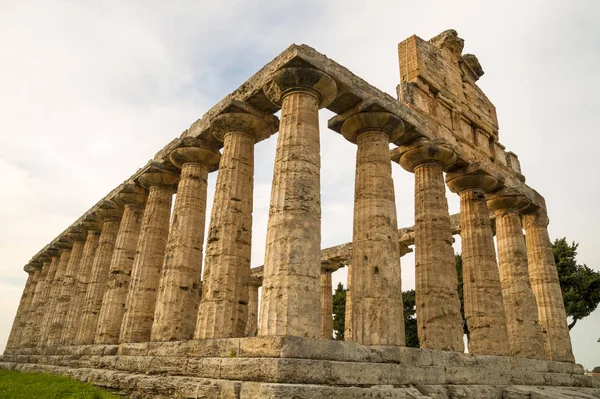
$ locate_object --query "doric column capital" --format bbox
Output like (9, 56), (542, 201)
(522, 207), (550, 229)
(446, 169), (499, 194)
(211, 112), (278, 143)
(248, 276), (262, 288)
(67, 230), (88, 243)
(396, 139), (457, 172)
(169, 146), (221, 172)
(138, 171), (179, 190)
(114, 185), (148, 208)
(96, 201), (124, 222)
(54, 237), (73, 250)
(487, 192), (531, 213)
(340, 111), (405, 144)
(264, 67), (337, 108)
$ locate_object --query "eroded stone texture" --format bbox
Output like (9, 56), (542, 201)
(245, 277), (261, 337)
(197, 112), (274, 340)
(39, 248), (71, 347)
(320, 271), (333, 339)
(152, 145), (219, 342)
(6, 269), (39, 349)
(77, 216), (121, 345)
(96, 189), (146, 344)
(259, 67), (336, 338)
(25, 257), (58, 347)
(488, 194), (545, 359)
(398, 140), (463, 352)
(120, 172), (177, 343)
(62, 230), (100, 345)
(341, 111), (405, 346)
(523, 208), (575, 363)
(446, 171), (510, 356)
(344, 263), (353, 342)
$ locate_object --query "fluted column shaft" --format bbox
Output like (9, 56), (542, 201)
(22, 264), (48, 347)
(320, 271), (333, 339)
(6, 271), (38, 349)
(48, 240), (85, 346)
(523, 209), (575, 362)
(26, 257), (58, 347)
(39, 249), (71, 347)
(245, 278), (261, 337)
(96, 202), (145, 344)
(153, 147), (217, 342)
(62, 230), (100, 345)
(76, 219), (120, 344)
(344, 263), (353, 341)
(490, 195), (545, 359)
(120, 180), (175, 343)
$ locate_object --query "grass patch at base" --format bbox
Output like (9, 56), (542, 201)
(0, 370), (124, 399)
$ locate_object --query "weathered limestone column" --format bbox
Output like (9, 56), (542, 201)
(47, 233), (86, 347)
(196, 111), (276, 340)
(120, 171), (177, 343)
(25, 255), (58, 347)
(76, 206), (122, 345)
(62, 228), (100, 345)
(20, 261), (48, 347)
(446, 170), (510, 355)
(344, 263), (352, 341)
(320, 270), (333, 339)
(245, 277), (261, 337)
(6, 266), (40, 349)
(341, 110), (405, 346)
(398, 139), (463, 351)
(95, 187), (147, 344)
(523, 208), (575, 362)
(39, 245), (71, 347)
(488, 193), (545, 359)
(259, 67), (336, 338)
(152, 143), (219, 342)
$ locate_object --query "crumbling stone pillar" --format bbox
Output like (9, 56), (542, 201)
(6, 268), (39, 349)
(76, 207), (122, 345)
(344, 263), (352, 342)
(245, 277), (261, 337)
(196, 111), (275, 340)
(61, 228), (100, 345)
(488, 193), (545, 359)
(152, 144), (219, 342)
(21, 261), (49, 347)
(26, 255), (58, 347)
(259, 67), (337, 338)
(95, 187), (147, 344)
(341, 111), (405, 346)
(398, 139), (463, 352)
(120, 171), (177, 343)
(523, 208), (575, 362)
(39, 246), (71, 347)
(446, 171), (510, 356)
(320, 271), (333, 339)
(47, 234), (86, 347)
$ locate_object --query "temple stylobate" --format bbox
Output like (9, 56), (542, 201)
(3, 30), (596, 399)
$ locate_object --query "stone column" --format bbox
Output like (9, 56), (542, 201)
(446, 171), (510, 356)
(26, 255), (58, 347)
(344, 263), (352, 341)
(341, 111), (405, 346)
(196, 111), (275, 340)
(245, 277), (261, 337)
(523, 208), (575, 362)
(6, 267), (40, 349)
(95, 188), (147, 344)
(488, 193), (545, 359)
(151, 144), (219, 342)
(47, 234), (86, 347)
(398, 139), (463, 352)
(120, 171), (177, 343)
(62, 228), (100, 345)
(259, 67), (337, 338)
(39, 246), (71, 347)
(76, 207), (122, 345)
(320, 270), (333, 339)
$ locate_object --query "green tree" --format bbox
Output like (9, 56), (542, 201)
(332, 282), (346, 340)
(553, 238), (600, 330)
(402, 289), (419, 347)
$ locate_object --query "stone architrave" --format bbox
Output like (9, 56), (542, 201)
(39, 247), (71, 347)
(341, 111), (405, 346)
(95, 188), (147, 344)
(76, 208), (122, 345)
(244, 277), (261, 337)
(446, 171), (510, 356)
(320, 271), (333, 339)
(344, 263), (352, 342)
(488, 193), (545, 359)
(26, 256), (59, 347)
(47, 235), (86, 347)
(61, 229), (100, 345)
(398, 139), (463, 352)
(259, 67), (337, 338)
(6, 268), (39, 349)
(151, 144), (220, 342)
(120, 171), (178, 343)
(523, 208), (575, 362)
(196, 111), (275, 340)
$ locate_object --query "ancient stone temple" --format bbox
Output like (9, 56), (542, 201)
(2, 30), (598, 398)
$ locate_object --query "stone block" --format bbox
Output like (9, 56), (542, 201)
(118, 342), (151, 356)
(148, 356), (188, 375)
(115, 356), (153, 373)
(185, 358), (222, 379)
(219, 357), (279, 382)
(148, 340), (197, 357)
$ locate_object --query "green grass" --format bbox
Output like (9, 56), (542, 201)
(0, 369), (124, 399)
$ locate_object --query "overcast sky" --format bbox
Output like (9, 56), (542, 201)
(1, 0), (598, 370)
